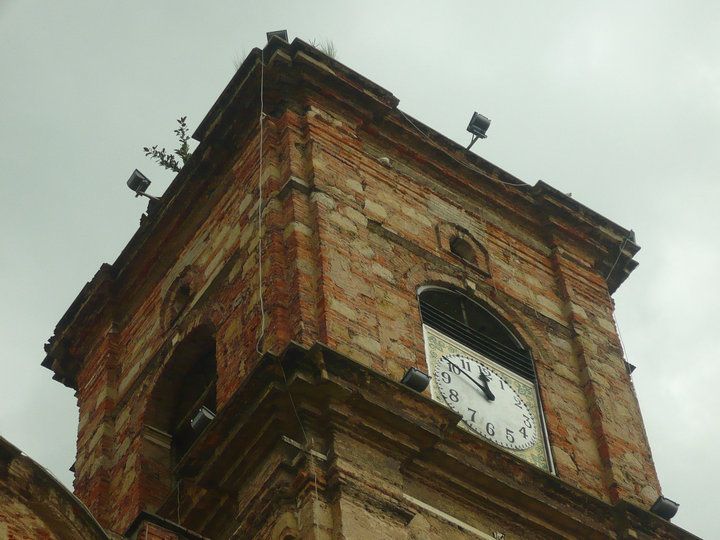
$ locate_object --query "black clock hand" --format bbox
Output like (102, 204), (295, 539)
(444, 358), (495, 401)
(478, 371), (496, 401)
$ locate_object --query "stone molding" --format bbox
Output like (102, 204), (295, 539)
(155, 343), (696, 539)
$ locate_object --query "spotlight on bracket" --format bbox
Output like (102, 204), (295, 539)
(401, 367), (430, 393)
(650, 495), (679, 520)
(466, 112), (491, 151)
(190, 406), (216, 432)
(266, 29), (289, 43)
(126, 169), (160, 201)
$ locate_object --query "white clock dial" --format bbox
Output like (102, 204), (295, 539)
(433, 354), (537, 450)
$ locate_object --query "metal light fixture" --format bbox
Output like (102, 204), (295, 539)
(190, 406), (216, 432)
(650, 495), (679, 520)
(266, 30), (289, 42)
(466, 112), (491, 151)
(126, 169), (159, 201)
(401, 367), (430, 392)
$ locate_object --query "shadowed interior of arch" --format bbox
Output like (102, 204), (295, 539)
(143, 326), (217, 509)
(419, 288), (535, 381)
(449, 236), (477, 265)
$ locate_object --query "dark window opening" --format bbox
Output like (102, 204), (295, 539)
(419, 288), (535, 381)
(172, 284), (192, 320)
(146, 326), (217, 464)
(170, 358), (216, 460)
(143, 326), (217, 512)
(450, 236), (477, 265)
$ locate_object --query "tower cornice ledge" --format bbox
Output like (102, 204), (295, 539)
(156, 343), (696, 540)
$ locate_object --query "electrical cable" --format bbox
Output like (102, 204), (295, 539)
(613, 310), (632, 373)
(397, 109), (530, 188)
(256, 49), (267, 355)
(605, 232), (632, 281)
(251, 46), (320, 539)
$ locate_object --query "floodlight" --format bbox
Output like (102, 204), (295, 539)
(466, 112), (491, 151)
(266, 30), (289, 43)
(401, 367), (430, 393)
(126, 169), (159, 201)
(190, 406), (216, 432)
(650, 495), (679, 520)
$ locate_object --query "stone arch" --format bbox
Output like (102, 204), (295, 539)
(435, 222), (491, 277)
(141, 324), (217, 511)
(415, 280), (551, 364)
(161, 265), (201, 330)
(416, 284), (541, 381)
(269, 510), (300, 540)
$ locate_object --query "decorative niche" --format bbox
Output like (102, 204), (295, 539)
(436, 222), (491, 277)
(161, 265), (200, 330)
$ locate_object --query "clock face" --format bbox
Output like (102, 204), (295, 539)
(423, 325), (552, 472)
(433, 354), (537, 450)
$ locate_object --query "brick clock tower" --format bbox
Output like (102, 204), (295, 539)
(43, 36), (697, 539)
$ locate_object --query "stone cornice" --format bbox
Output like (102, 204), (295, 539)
(168, 343), (696, 539)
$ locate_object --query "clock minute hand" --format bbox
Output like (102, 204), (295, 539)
(445, 358), (495, 402)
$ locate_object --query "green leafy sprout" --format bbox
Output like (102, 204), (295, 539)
(143, 116), (192, 173)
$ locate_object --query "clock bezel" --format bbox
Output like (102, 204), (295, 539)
(423, 324), (554, 473)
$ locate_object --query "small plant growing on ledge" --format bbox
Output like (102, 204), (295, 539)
(309, 39), (336, 59)
(143, 116), (192, 173)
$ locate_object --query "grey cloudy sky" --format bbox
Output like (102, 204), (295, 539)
(1, 1), (718, 537)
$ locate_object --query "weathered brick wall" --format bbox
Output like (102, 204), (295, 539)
(74, 325), (117, 524)
(68, 73), (659, 536)
(70, 125), (286, 531)
(0, 437), (108, 539)
(279, 97), (660, 508)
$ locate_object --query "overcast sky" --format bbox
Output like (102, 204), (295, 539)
(1, 1), (718, 537)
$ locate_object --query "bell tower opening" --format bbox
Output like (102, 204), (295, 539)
(143, 326), (217, 511)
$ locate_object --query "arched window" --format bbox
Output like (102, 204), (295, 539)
(143, 326), (217, 509)
(418, 288), (534, 381)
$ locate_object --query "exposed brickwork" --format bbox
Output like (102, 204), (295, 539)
(0, 437), (108, 540)
(40, 39), (694, 538)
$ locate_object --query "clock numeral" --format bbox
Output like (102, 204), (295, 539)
(513, 395), (524, 409)
(479, 365), (493, 380)
(441, 371), (452, 384)
(520, 427), (528, 439)
(485, 422), (495, 437)
(498, 379), (505, 390)
(460, 358), (471, 370)
(522, 414), (532, 428)
(447, 361), (461, 375)
(467, 407), (477, 422)
(448, 389), (460, 402)
(505, 428), (515, 443)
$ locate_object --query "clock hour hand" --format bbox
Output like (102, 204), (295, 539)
(445, 358), (495, 402)
(478, 372), (496, 401)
